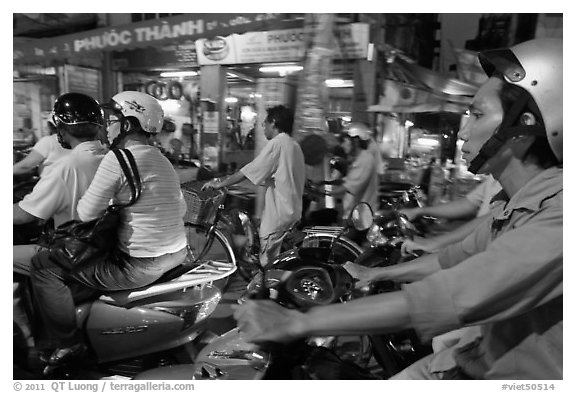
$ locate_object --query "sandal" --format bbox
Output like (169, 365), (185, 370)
(46, 343), (86, 366)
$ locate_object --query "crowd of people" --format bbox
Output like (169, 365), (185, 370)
(13, 37), (562, 380)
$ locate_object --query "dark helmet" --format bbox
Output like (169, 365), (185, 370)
(52, 93), (105, 128)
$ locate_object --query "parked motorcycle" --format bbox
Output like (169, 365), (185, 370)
(14, 253), (237, 379)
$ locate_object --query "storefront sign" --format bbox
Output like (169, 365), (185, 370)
(195, 23), (370, 65)
(14, 14), (290, 65)
(113, 41), (199, 70)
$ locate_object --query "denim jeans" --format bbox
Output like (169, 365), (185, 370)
(30, 246), (187, 349)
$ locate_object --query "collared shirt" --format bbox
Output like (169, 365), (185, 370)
(465, 175), (503, 217)
(241, 133), (305, 237)
(343, 149), (379, 216)
(19, 141), (107, 227)
(403, 166), (562, 379)
(77, 145), (187, 258)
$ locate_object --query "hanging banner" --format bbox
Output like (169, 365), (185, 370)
(195, 23), (369, 65)
(14, 13), (292, 65)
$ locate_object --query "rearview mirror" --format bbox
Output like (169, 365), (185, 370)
(350, 202), (373, 231)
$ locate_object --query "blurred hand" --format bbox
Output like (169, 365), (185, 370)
(398, 208), (421, 222)
(343, 262), (374, 288)
(401, 236), (437, 257)
(232, 300), (304, 344)
(201, 178), (220, 191)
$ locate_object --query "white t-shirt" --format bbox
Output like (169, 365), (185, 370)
(32, 134), (70, 174)
(241, 133), (306, 238)
(19, 141), (107, 227)
(465, 175), (502, 217)
(77, 144), (187, 258)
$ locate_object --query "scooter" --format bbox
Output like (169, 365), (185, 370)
(134, 203), (384, 380)
(13, 248), (237, 379)
(354, 208), (433, 378)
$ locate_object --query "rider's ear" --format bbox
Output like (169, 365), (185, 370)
(121, 118), (131, 132)
(519, 112), (536, 126)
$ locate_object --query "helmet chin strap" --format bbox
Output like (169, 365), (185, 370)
(467, 91), (545, 174)
(57, 129), (72, 150)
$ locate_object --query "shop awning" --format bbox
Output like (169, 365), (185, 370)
(14, 13), (301, 65)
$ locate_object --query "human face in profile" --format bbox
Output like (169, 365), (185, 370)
(458, 77), (505, 171)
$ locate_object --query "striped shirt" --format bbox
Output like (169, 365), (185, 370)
(77, 144), (187, 257)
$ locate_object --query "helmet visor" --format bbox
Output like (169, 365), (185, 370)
(479, 48), (526, 83)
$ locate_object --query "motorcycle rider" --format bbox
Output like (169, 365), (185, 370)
(30, 91), (188, 373)
(233, 38), (563, 379)
(13, 119), (71, 176)
(202, 105), (306, 267)
(13, 93), (108, 275)
(313, 122), (379, 218)
(400, 175), (502, 255)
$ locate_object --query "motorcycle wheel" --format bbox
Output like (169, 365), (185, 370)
(185, 223), (236, 291)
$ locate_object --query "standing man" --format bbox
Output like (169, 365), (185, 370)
(203, 105), (305, 266)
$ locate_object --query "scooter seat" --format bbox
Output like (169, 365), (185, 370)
(99, 259), (236, 307)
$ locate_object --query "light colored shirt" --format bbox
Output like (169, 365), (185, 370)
(32, 134), (70, 174)
(465, 175), (502, 217)
(77, 145), (187, 258)
(240, 133), (305, 237)
(342, 149), (379, 217)
(18, 141), (107, 227)
(368, 139), (385, 175)
(403, 166), (562, 379)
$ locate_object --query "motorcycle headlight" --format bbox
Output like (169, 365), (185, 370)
(366, 224), (389, 246)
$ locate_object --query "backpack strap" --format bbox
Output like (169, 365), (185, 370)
(110, 149), (142, 209)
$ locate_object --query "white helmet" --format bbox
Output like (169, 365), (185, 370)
(345, 122), (372, 141)
(479, 38), (562, 163)
(107, 91), (164, 134)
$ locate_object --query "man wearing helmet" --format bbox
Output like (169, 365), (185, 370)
(13, 93), (108, 275)
(314, 122), (379, 218)
(30, 91), (188, 372)
(233, 39), (562, 379)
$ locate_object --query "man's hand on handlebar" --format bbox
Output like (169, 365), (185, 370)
(232, 300), (305, 344)
(398, 207), (421, 222)
(401, 236), (438, 257)
(343, 262), (375, 288)
(202, 178), (222, 191)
